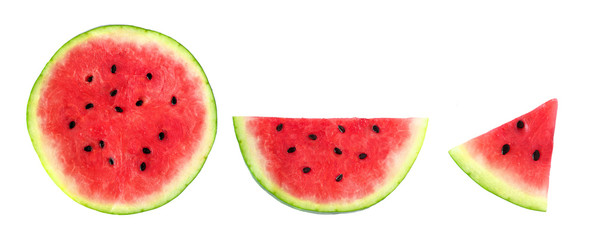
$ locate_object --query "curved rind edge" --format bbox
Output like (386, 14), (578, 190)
(448, 145), (547, 212)
(233, 116), (428, 213)
(27, 25), (217, 215)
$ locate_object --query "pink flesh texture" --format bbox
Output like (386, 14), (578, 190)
(37, 37), (207, 203)
(246, 118), (415, 203)
(464, 99), (557, 194)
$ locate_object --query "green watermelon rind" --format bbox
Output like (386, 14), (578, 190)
(448, 145), (547, 212)
(27, 25), (217, 215)
(233, 116), (428, 213)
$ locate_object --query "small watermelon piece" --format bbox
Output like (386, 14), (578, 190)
(27, 25), (217, 214)
(233, 117), (428, 212)
(448, 99), (558, 211)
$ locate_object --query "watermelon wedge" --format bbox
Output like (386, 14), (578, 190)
(27, 25), (217, 214)
(233, 117), (428, 212)
(448, 99), (557, 211)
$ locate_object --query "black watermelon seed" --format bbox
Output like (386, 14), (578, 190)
(276, 124), (283, 131)
(372, 125), (380, 133)
(158, 132), (165, 140)
(115, 106), (123, 112)
(302, 167), (311, 173)
(308, 134), (317, 140)
(338, 125), (345, 133)
(69, 121), (76, 129)
(142, 148), (151, 154)
(110, 89), (118, 97)
(517, 120), (525, 129)
(171, 96), (177, 105)
(359, 153), (368, 159)
(334, 147), (342, 155)
(335, 174), (343, 182)
(287, 147), (296, 153)
(532, 150), (540, 161)
(502, 144), (510, 155)
(85, 103), (94, 109)
(108, 158), (114, 165)
(99, 140), (105, 149)
(140, 162), (146, 171)
(136, 100), (143, 106)
(86, 76), (93, 83)
(146, 73), (152, 80)
(84, 145), (92, 152)
(111, 65), (117, 74)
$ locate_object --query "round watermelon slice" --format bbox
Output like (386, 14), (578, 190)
(448, 99), (557, 211)
(233, 117), (428, 212)
(27, 25), (217, 214)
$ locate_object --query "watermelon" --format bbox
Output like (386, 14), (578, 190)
(27, 25), (217, 214)
(448, 99), (557, 211)
(233, 117), (428, 212)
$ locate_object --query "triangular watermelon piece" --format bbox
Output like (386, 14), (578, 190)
(448, 99), (558, 211)
(233, 117), (428, 212)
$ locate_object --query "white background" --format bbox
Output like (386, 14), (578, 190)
(1, 0), (594, 239)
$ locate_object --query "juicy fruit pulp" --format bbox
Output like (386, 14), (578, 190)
(449, 99), (557, 211)
(27, 25), (217, 214)
(234, 117), (428, 212)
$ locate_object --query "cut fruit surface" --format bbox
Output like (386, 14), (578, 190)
(449, 99), (557, 211)
(27, 25), (217, 214)
(234, 117), (428, 212)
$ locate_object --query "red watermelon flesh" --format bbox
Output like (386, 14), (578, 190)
(234, 117), (428, 212)
(448, 99), (557, 211)
(27, 25), (217, 214)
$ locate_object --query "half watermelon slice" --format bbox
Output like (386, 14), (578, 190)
(27, 25), (217, 214)
(448, 99), (557, 211)
(233, 117), (428, 212)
